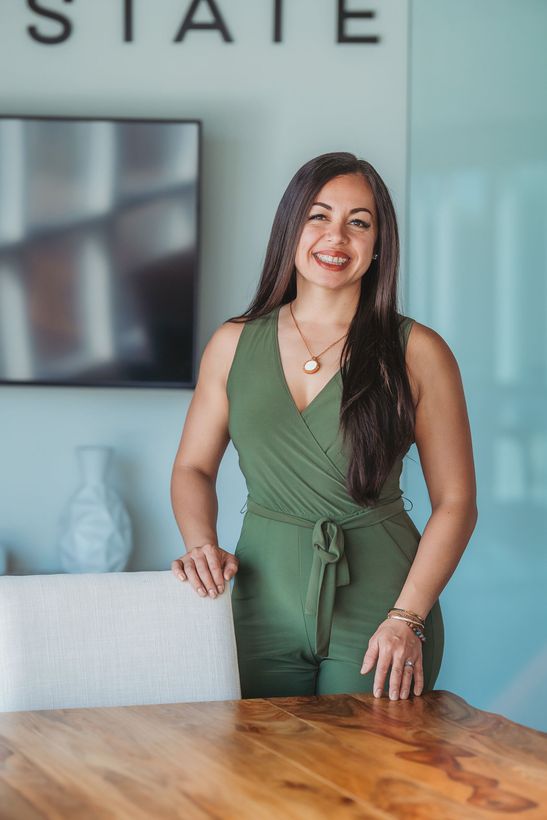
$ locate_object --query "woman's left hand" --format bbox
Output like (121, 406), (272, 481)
(360, 618), (424, 700)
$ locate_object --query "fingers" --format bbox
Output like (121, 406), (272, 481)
(170, 558), (187, 582)
(360, 636), (379, 676)
(413, 657), (424, 697)
(387, 653), (410, 700)
(399, 661), (415, 699)
(198, 544), (226, 595)
(172, 545), (240, 598)
(384, 647), (424, 700)
(223, 555), (239, 581)
(188, 548), (219, 597)
(180, 557), (208, 597)
(365, 625), (424, 700)
(373, 645), (393, 698)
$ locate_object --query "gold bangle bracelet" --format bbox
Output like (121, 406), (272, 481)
(388, 610), (425, 625)
(387, 614), (425, 629)
(388, 607), (425, 623)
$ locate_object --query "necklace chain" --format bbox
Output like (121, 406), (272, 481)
(288, 301), (348, 374)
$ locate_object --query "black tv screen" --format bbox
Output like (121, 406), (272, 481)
(0, 116), (200, 388)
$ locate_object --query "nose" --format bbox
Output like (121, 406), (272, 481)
(325, 220), (349, 244)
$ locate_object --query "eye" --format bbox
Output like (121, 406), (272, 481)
(309, 213), (326, 220)
(351, 218), (371, 229)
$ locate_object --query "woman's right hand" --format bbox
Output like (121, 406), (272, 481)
(171, 543), (239, 599)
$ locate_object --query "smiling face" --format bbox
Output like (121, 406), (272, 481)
(294, 173), (378, 289)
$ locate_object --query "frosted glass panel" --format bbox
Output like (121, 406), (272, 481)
(407, 0), (547, 731)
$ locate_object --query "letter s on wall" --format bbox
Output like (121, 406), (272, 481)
(27, 0), (74, 45)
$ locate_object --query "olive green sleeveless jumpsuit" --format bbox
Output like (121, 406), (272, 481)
(226, 304), (444, 699)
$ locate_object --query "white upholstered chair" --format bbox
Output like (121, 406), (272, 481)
(0, 570), (241, 712)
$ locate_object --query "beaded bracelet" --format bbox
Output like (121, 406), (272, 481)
(405, 622), (426, 643)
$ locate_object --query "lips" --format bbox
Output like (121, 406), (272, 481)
(313, 251), (351, 271)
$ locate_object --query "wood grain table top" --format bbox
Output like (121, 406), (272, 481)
(0, 689), (546, 819)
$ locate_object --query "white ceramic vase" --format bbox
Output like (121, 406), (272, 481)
(59, 446), (133, 573)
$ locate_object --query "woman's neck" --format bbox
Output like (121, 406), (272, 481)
(292, 288), (359, 328)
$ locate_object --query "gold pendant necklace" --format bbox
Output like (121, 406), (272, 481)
(289, 301), (348, 374)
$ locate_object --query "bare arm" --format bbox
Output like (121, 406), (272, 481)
(361, 321), (478, 699)
(170, 320), (244, 597)
(392, 321), (478, 619)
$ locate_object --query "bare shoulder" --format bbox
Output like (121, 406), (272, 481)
(199, 318), (247, 389)
(405, 320), (462, 406)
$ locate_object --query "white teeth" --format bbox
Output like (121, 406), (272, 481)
(316, 253), (349, 265)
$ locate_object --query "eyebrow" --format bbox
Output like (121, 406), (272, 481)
(311, 201), (374, 217)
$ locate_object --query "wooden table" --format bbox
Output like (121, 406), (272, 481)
(1, 690), (546, 819)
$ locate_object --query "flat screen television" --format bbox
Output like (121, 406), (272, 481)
(0, 115), (201, 388)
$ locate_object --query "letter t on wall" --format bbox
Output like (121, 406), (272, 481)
(273, 0), (282, 43)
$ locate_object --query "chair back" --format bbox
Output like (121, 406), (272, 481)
(0, 571), (241, 711)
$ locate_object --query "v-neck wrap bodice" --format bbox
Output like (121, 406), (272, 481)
(227, 304), (417, 658)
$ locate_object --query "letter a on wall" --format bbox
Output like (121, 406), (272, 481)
(174, 0), (233, 42)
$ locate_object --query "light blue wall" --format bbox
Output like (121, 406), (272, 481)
(407, 0), (547, 732)
(0, 2), (409, 572)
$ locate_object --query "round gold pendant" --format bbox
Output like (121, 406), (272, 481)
(303, 358), (320, 374)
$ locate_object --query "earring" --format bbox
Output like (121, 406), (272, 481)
(372, 253), (378, 260)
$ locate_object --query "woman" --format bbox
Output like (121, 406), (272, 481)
(170, 152), (477, 701)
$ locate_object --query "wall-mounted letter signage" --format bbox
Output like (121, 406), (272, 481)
(27, 0), (74, 45)
(24, 0), (380, 46)
(337, 2), (379, 43)
(274, 0), (379, 43)
(173, 0), (233, 43)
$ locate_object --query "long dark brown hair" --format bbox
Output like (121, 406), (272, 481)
(225, 152), (415, 506)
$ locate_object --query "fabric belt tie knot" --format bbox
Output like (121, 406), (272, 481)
(243, 495), (405, 659)
(304, 517), (350, 658)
